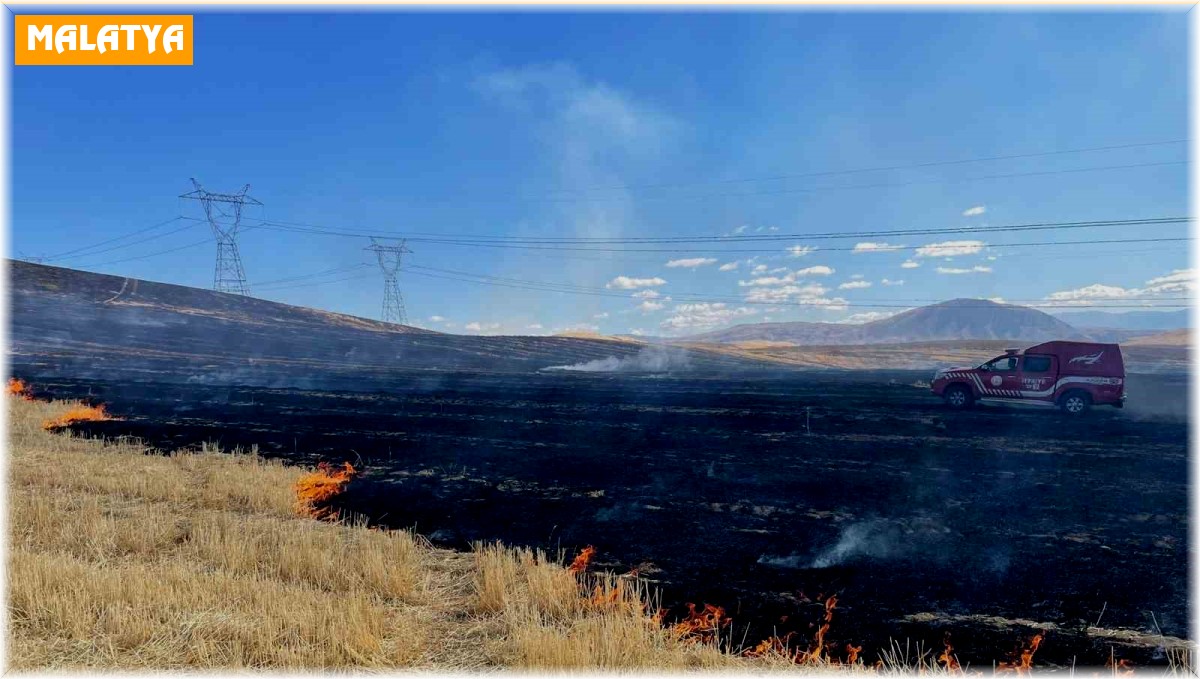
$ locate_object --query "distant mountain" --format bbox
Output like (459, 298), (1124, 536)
(683, 299), (1086, 345)
(1051, 309), (1188, 331)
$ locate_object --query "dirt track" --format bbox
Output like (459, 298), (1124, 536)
(30, 370), (1188, 666)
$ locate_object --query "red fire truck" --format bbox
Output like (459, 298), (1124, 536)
(931, 341), (1126, 414)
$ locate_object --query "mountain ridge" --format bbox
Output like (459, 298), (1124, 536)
(667, 298), (1181, 345)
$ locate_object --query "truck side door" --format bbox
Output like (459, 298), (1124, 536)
(981, 355), (1022, 397)
(1018, 353), (1057, 401)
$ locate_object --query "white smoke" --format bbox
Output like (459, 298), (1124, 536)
(542, 347), (691, 373)
(757, 518), (953, 570)
(810, 520), (903, 568)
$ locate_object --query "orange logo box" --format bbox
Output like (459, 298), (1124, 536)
(15, 15), (193, 66)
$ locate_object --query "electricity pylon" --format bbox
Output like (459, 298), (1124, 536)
(180, 178), (261, 295)
(365, 238), (412, 325)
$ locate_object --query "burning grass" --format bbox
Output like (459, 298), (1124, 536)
(41, 402), (116, 430)
(293, 461), (357, 519)
(8, 377), (33, 400)
(10, 393), (1190, 671)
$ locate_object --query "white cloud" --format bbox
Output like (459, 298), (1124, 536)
(527, 323), (544, 330)
(838, 280), (872, 290)
(429, 315), (447, 323)
(743, 284), (843, 308)
(916, 240), (985, 258)
(751, 264), (769, 275)
(665, 257), (717, 269)
(718, 261), (739, 272)
(607, 275), (666, 290)
(962, 205), (986, 217)
(1046, 283), (1135, 302)
(637, 300), (665, 312)
(660, 302), (758, 332)
(465, 321), (502, 333)
(987, 297), (1005, 304)
(881, 278), (904, 286)
(739, 276), (791, 287)
(738, 265), (835, 288)
(936, 265), (993, 275)
(853, 242), (905, 253)
(795, 265), (834, 277)
(850, 274), (864, 280)
(901, 260), (920, 269)
(1042, 269), (1194, 306)
(787, 245), (816, 258)
(1144, 268), (1194, 294)
(632, 289), (661, 299)
(593, 312), (609, 319)
(730, 225), (748, 235)
(629, 328), (647, 336)
(841, 311), (895, 324)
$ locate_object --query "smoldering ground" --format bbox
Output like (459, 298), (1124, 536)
(28, 369), (1189, 664)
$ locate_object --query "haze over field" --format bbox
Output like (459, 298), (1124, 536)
(10, 261), (1189, 383)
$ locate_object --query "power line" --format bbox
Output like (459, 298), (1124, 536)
(244, 215), (1188, 248)
(70, 238), (213, 269)
(252, 264), (370, 287)
(358, 235), (1193, 255)
(530, 139), (1189, 197)
(48, 220), (199, 263)
(522, 160), (1190, 206)
(42, 216), (185, 262)
(255, 272), (376, 293)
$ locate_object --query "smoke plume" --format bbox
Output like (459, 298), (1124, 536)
(542, 347), (691, 373)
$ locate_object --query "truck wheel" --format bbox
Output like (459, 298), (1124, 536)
(944, 384), (974, 410)
(1060, 390), (1091, 415)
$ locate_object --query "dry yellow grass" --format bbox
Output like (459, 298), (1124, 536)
(4, 394), (798, 671)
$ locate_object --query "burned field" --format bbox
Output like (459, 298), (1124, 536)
(29, 370), (1189, 666)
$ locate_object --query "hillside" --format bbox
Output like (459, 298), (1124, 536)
(686, 299), (1088, 345)
(698, 339), (1189, 374)
(7, 261), (769, 387)
(1124, 329), (1190, 347)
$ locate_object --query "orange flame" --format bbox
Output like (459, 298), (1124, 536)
(8, 378), (33, 401)
(567, 545), (596, 573)
(293, 461), (357, 519)
(41, 403), (116, 430)
(743, 633), (796, 658)
(844, 643), (862, 665)
(794, 594), (838, 664)
(670, 602), (730, 644)
(998, 632), (1044, 675)
(746, 594), (849, 666)
(938, 632), (962, 672)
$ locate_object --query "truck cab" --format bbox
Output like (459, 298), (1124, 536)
(930, 341), (1126, 414)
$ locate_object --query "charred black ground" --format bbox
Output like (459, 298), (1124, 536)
(27, 370), (1188, 667)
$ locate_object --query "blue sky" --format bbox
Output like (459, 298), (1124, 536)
(11, 10), (1191, 335)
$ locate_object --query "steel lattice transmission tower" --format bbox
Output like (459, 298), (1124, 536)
(180, 179), (262, 296)
(366, 238), (412, 325)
